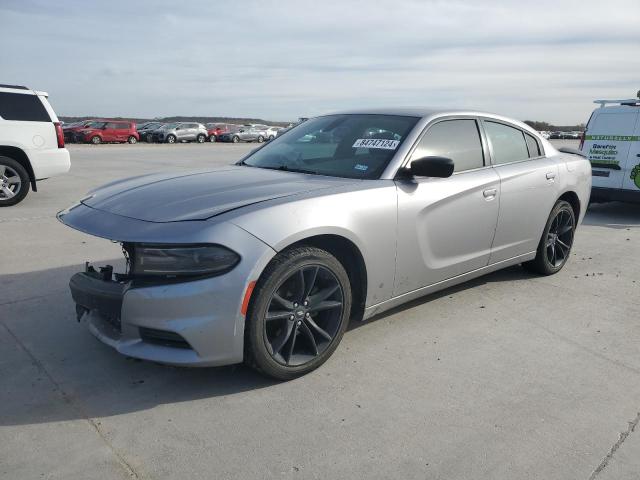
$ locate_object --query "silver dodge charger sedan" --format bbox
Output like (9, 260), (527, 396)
(58, 108), (591, 380)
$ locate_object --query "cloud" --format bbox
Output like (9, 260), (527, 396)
(1, 0), (638, 123)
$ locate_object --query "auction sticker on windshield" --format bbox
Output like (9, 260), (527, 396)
(352, 138), (400, 150)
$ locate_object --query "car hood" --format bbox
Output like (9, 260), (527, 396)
(82, 166), (355, 222)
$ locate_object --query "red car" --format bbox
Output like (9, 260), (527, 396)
(63, 119), (107, 143)
(75, 121), (139, 144)
(206, 123), (239, 142)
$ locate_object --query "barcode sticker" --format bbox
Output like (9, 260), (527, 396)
(352, 138), (399, 150)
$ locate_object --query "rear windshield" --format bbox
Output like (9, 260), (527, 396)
(0, 92), (51, 122)
(242, 114), (419, 179)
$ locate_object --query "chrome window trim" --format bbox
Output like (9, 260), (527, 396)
(480, 117), (548, 167)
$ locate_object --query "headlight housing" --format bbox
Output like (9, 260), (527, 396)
(129, 244), (240, 278)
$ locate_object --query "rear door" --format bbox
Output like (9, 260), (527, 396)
(394, 117), (500, 295)
(187, 123), (198, 140)
(115, 122), (129, 142)
(584, 109), (640, 190)
(484, 120), (559, 263)
(103, 122), (119, 142)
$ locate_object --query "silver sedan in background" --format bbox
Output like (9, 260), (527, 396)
(58, 108), (591, 380)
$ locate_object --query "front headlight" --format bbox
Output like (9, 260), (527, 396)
(130, 244), (240, 278)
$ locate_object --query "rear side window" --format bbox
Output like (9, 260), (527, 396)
(484, 121), (529, 165)
(525, 133), (542, 158)
(0, 92), (51, 122)
(411, 119), (484, 172)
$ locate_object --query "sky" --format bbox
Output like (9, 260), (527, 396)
(1, 0), (639, 124)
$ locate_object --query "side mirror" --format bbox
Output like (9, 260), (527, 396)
(408, 156), (454, 178)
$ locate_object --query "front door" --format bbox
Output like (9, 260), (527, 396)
(394, 118), (500, 296)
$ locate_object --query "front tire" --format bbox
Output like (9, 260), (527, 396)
(245, 246), (352, 380)
(523, 200), (576, 275)
(257, 135), (265, 143)
(127, 136), (137, 144)
(196, 134), (206, 143)
(209, 135), (216, 143)
(90, 135), (101, 144)
(232, 135), (240, 143)
(166, 134), (176, 144)
(0, 156), (30, 207)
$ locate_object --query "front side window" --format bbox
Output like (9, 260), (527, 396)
(484, 121), (529, 165)
(242, 114), (419, 179)
(410, 119), (484, 172)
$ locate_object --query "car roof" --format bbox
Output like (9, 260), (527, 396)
(318, 107), (523, 120)
(317, 107), (539, 132)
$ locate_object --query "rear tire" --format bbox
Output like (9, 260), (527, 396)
(166, 134), (176, 144)
(257, 135), (264, 143)
(244, 246), (352, 380)
(209, 135), (216, 143)
(0, 156), (30, 207)
(232, 135), (240, 143)
(523, 200), (576, 275)
(90, 135), (101, 144)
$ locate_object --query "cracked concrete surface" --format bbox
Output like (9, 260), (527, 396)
(1, 142), (639, 479)
(589, 412), (640, 479)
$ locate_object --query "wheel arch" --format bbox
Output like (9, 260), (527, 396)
(558, 190), (580, 222)
(276, 234), (368, 322)
(0, 146), (37, 191)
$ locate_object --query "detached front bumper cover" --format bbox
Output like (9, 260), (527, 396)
(69, 264), (128, 326)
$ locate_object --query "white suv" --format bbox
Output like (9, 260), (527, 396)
(0, 84), (70, 206)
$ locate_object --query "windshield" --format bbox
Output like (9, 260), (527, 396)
(241, 114), (419, 179)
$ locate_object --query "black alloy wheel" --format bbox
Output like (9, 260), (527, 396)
(245, 246), (352, 380)
(523, 200), (576, 275)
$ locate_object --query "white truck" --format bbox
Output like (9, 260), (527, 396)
(0, 84), (70, 206)
(580, 95), (640, 203)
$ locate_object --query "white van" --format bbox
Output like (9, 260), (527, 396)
(580, 96), (640, 203)
(0, 84), (70, 206)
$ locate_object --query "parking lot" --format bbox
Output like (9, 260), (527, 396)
(2, 141), (640, 479)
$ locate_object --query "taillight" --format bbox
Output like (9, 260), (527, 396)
(578, 131), (585, 150)
(54, 122), (65, 148)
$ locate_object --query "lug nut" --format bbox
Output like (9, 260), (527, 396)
(293, 302), (298, 308)
(303, 301), (308, 306)
(289, 315), (294, 320)
(305, 312), (310, 318)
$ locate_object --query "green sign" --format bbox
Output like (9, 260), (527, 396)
(585, 135), (640, 141)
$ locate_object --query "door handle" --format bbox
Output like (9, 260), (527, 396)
(546, 172), (556, 180)
(483, 188), (497, 198)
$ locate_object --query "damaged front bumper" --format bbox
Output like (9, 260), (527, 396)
(59, 202), (277, 367)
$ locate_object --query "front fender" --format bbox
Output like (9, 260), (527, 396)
(229, 183), (398, 306)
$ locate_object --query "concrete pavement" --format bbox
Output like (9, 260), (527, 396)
(1, 142), (639, 479)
